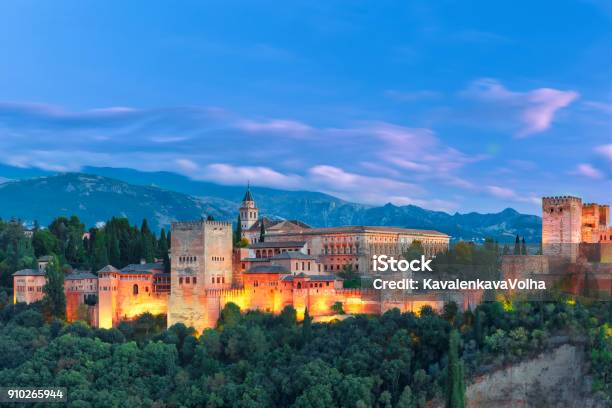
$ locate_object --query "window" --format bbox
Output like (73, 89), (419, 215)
(193, 277), (197, 284)
(179, 277), (183, 284)
(185, 277), (190, 284)
(133, 284), (139, 295)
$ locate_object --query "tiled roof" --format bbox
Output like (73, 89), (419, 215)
(97, 265), (120, 273)
(120, 262), (164, 274)
(270, 251), (318, 261)
(248, 241), (306, 249)
(241, 257), (271, 262)
(13, 268), (45, 276)
(281, 274), (338, 282)
(65, 270), (97, 280)
(246, 218), (311, 232)
(245, 265), (289, 274)
(37, 255), (53, 262)
(269, 225), (449, 237)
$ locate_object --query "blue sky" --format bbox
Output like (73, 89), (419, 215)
(0, 1), (610, 214)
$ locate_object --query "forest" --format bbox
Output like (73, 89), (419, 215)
(0, 216), (170, 290)
(0, 294), (609, 407)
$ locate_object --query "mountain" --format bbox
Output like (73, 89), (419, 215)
(0, 173), (234, 231)
(0, 169), (542, 242)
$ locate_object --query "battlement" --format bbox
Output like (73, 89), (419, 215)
(172, 220), (232, 230)
(172, 220), (204, 230)
(584, 203), (609, 208)
(542, 196), (582, 205)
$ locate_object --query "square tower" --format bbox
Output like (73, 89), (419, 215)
(168, 220), (233, 331)
(542, 196), (582, 260)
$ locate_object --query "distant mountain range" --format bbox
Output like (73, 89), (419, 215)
(0, 165), (542, 242)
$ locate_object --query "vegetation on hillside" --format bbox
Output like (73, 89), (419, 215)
(0, 294), (608, 407)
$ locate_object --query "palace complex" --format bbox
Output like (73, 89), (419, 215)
(20, 189), (612, 331)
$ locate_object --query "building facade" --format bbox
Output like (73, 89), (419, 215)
(542, 196), (612, 261)
(14, 188), (459, 333)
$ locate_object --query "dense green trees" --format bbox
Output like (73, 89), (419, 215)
(0, 220), (37, 287)
(0, 297), (609, 407)
(42, 255), (66, 320)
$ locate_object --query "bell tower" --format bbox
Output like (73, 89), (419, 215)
(239, 184), (258, 232)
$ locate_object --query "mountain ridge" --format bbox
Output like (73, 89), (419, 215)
(0, 167), (542, 242)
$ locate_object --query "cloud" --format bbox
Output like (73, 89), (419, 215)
(235, 119), (313, 137)
(0, 100), (565, 212)
(574, 163), (604, 179)
(584, 101), (612, 115)
(485, 185), (540, 204)
(463, 78), (579, 137)
(199, 164), (304, 189)
(176, 159), (199, 172)
(595, 144), (612, 161)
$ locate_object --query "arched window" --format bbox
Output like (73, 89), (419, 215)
(133, 284), (139, 295)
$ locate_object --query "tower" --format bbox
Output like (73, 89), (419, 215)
(239, 184), (258, 232)
(542, 196), (582, 260)
(168, 220), (233, 332)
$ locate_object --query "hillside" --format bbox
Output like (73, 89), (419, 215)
(0, 173), (233, 231)
(0, 169), (542, 241)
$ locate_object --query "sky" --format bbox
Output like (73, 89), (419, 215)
(0, 0), (610, 215)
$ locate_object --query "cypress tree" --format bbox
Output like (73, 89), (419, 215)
(235, 215), (242, 245)
(259, 219), (265, 243)
(521, 237), (527, 255)
(446, 329), (466, 408)
(159, 229), (170, 274)
(513, 235), (520, 255)
(140, 219), (155, 263)
(302, 307), (312, 344)
(109, 233), (121, 267)
(43, 255), (66, 320)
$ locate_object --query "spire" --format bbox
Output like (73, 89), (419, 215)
(243, 182), (253, 202)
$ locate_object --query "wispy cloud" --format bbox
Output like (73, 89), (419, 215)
(462, 78), (579, 137)
(595, 144), (612, 161)
(574, 163), (604, 179)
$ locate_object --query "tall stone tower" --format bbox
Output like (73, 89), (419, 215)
(168, 220), (233, 332)
(239, 185), (258, 232)
(542, 196), (582, 260)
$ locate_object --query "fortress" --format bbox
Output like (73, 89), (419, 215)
(502, 196), (612, 296)
(14, 190), (612, 331)
(14, 188), (463, 333)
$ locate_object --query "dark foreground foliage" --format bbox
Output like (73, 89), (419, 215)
(0, 297), (609, 408)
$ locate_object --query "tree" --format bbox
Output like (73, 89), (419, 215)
(339, 264), (360, 288)
(32, 229), (59, 257)
(140, 219), (155, 263)
(513, 235), (520, 255)
(445, 329), (465, 408)
(158, 229), (170, 274)
(302, 307), (312, 344)
(404, 240), (424, 260)
(332, 301), (345, 315)
(234, 216), (242, 246)
(454, 241), (473, 264)
(42, 255), (66, 320)
(396, 385), (414, 408)
(521, 237), (527, 256)
(259, 219), (265, 243)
